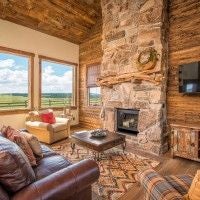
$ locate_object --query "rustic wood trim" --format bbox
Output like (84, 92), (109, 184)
(39, 58), (42, 109)
(38, 106), (77, 111)
(38, 55), (78, 109)
(30, 56), (34, 110)
(170, 123), (200, 129)
(87, 86), (101, 107)
(0, 109), (31, 115)
(0, 46), (35, 57)
(73, 62), (78, 109)
(38, 55), (78, 67)
(97, 69), (164, 87)
(0, 46), (35, 113)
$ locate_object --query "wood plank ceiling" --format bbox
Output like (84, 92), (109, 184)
(0, 0), (101, 44)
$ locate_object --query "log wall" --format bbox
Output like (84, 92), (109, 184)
(168, 0), (200, 125)
(79, 18), (103, 128)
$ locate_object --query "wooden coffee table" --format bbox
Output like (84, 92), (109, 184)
(70, 130), (126, 160)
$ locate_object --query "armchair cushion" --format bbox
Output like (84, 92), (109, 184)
(25, 121), (51, 131)
(55, 117), (69, 124)
(50, 123), (68, 132)
(164, 175), (192, 195)
(26, 119), (69, 133)
(138, 169), (183, 200)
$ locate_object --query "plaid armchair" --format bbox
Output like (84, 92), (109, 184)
(138, 169), (193, 200)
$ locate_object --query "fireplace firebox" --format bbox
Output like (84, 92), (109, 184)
(115, 108), (139, 134)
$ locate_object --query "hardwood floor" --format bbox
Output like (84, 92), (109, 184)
(71, 127), (200, 200)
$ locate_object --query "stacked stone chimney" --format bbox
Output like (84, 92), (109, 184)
(100, 0), (168, 155)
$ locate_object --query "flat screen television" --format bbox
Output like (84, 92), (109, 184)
(179, 62), (200, 93)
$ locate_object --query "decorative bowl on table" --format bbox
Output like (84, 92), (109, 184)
(90, 129), (107, 138)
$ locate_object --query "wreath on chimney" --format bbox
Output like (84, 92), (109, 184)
(137, 48), (159, 71)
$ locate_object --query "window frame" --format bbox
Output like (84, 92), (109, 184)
(87, 86), (101, 107)
(38, 55), (78, 110)
(0, 46), (34, 115)
(86, 62), (101, 107)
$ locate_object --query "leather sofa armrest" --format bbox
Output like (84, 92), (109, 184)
(12, 159), (100, 200)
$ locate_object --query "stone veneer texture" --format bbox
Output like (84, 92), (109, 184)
(100, 0), (168, 155)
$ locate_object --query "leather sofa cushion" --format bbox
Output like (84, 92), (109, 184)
(0, 136), (36, 192)
(0, 185), (9, 200)
(40, 144), (58, 158)
(50, 123), (67, 132)
(34, 155), (71, 180)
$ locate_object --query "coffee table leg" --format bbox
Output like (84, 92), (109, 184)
(71, 143), (75, 155)
(122, 141), (126, 153)
(97, 152), (100, 161)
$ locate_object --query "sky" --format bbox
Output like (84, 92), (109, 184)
(90, 87), (101, 95)
(0, 53), (73, 94)
(0, 53), (29, 93)
(41, 60), (72, 93)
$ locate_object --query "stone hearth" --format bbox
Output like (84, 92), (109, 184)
(100, 0), (168, 155)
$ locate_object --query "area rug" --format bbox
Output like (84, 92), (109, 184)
(51, 141), (160, 200)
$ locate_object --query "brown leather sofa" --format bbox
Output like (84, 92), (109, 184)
(0, 144), (100, 200)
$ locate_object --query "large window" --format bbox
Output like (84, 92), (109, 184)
(87, 63), (101, 106)
(0, 47), (33, 111)
(40, 56), (76, 108)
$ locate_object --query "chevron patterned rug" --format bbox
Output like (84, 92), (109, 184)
(51, 140), (159, 200)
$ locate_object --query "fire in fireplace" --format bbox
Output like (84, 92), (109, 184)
(115, 108), (139, 135)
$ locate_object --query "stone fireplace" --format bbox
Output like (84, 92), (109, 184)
(100, 0), (168, 155)
(116, 108), (139, 135)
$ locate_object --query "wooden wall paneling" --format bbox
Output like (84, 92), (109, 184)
(79, 17), (103, 128)
(0, 0), (101, 44)
(167, 0), (200, 125)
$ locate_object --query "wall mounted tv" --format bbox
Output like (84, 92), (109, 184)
(179, 62), (200, 93)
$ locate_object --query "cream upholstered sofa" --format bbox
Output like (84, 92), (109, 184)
(25, 110), (70, 144)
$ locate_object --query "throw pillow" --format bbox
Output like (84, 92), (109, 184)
(40, 112), (56, 124)
(2, 126), (37, 166)
(0, 125), (7, 135)
(26, 111), (41, 122)
(184, 170), (200, 200)
(21, 131), (43, 157)
(0, 136), (36, 192)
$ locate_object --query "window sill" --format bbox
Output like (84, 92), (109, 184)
(87, 105), (101, 109)
(0, 109), (31, 115)
(39, 106), (77, 111)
